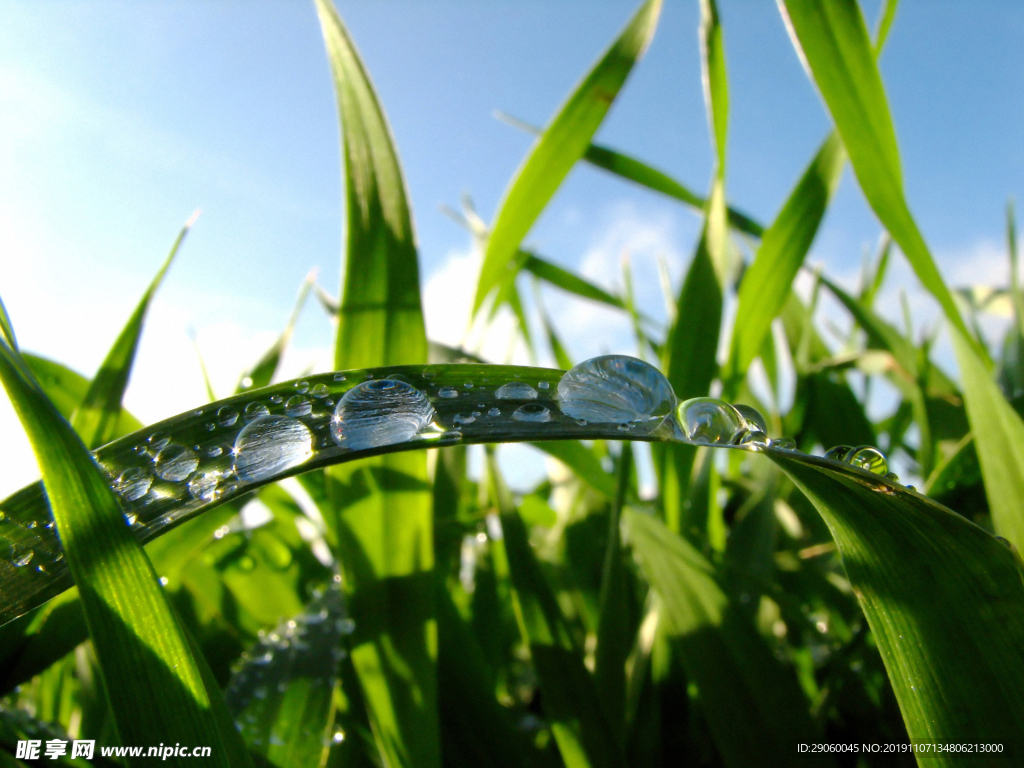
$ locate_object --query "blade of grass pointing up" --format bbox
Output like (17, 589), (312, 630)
(473, 0), (663, 314)
(0, 329), (237, 766)
(315, 2), (437, 768)
(72, 211), (197, 449)
(779, 0), (1024, 549)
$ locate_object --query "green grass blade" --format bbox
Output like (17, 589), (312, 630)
(0, 295), (17, 351)
(951, 328), (1024, 550)
(700, 0), (728, 175)
(474, 0), (663, 313)
(490, 456), (623, 768)
(522, 252), (627, 312)
(725, 133), (845, 394)
(771, 450), (1024, 756)
(778, 0), (978, 358)
(625, 509), (829, 767)
(72, 212), (196, 449)
(24, 354), (143, 435)
(315, 2), (436, 767)
(0, 344), (234, 766)
(495, 111), (764, 238)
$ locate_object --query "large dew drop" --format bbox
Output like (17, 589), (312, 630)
(332, 379), (435, 451)
(556, 355), (675, 434)
(234, 415), (314, 483)
(153, 444), (199, 482)
(677, 398), (745, 445)
(845, 445), (889, 475)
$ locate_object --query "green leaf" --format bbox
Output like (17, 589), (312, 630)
(725, 133), (845, 392)
(522, 252), (626, 312)
(495, 111), (764, 238)
(771, 450), (1024, 756)
(625, 508), (828, 767)
(474, 0), (663, 313)
(0, 341), (235, 765)
(24, 354), (143, 434)
(315, 2), (436, 767)
(699, 0), (728, 175)
(72, 212), (196, 449)
(778, 0), (979, 359)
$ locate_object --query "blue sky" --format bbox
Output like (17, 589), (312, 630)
(1, 1), (1022, 493)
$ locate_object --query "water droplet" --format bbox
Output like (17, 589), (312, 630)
(205, 422), (216, 431)
(285, 395), (311, 417)
(538, 381), (550, 390)
(495, 382), (538, 400)
(846, 446), (888, 475)
(154, 445), (199, 482)
(188, 471), (223, 501)
(463, 381), (474, 389)
(115, 467), (153, 501)
(234, 415), (314, 483)
(513, 404), (551, 423)
(334, 372), (347, 381)
(218, 406), (239, 427)
(13, 551), (33, 567)
(576, 418), (587, 426)
(148, 432), (170, 450)
(311, 383), (329, 398)
(677, 398), (744, 445)
(438, 387), (459, 399)
(736, 430), (769, 449)
(884, 471), (900, 483)
(488, 407), (501, 417)
(295, 380), (310, 394)
(206, 445), (224, 458)
(558, 356), (675, 434)
(824, 445), (853, 462)
(454, 413), (476, 425)
(422, 370), (436, 379)
(332, 379), (435, 450)
(124, 511), (138, 526)
(734, 404), (768, 434)
(244, 401), (270, 421)
(269, 394), (283, 405)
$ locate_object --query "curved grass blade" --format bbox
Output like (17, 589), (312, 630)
(725, 133), (845, 394)
(777, 0), (980, 362)
(521, 251), (626, 312)
(625, 508), (830, 767)
(73, 212), (196, 449)
(769, 449), (1024, 758)
(0, 343), (234, 765)
(24, 354), (143, 434)
(315, 2), (435, 766)
(474, 0), (663, 313)
(494, 111), (764, 237)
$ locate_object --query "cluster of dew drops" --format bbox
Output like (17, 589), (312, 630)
(2, 355), (908, 575)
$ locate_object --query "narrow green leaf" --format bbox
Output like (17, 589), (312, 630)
(699, 0), (728, 174)
(0, 344), (233, 765)
(725, 133), (845, 392)
(474, 0), (663, 312)
(772, 450), (1024, 756)
(625, 509), (828, 767)
(0, 295), (16, 351)
(24, 354), (143, 435)
(778, 0), (978, 358)
(315, 3), (436, 767)
(73, 212), (196, 449)
(522, 252), (626, 312)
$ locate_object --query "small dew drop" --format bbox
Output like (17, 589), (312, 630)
(454, 413), (476, 425)
(734, 404), (769, 435)
(115, 467), (153, 501)
(154, 445), (199, 482)
(884, 471), (900, 483)
(845, 446), (889, 475)
(13, 551), (33, 567)
(244, 402), (270, 421)
(513, 404), (551, 423)
(488, 407), (501, 417)
(823, 445), (852, 462)
(464, 381), (474, 389)
(769, 437), (797, 451)
(188, 471), (223, 502)
(334, 372), (347, 381)
(295, 380), (310, 394)
(206, 445), (224, 458)
(438, 387), (459, 399)
(269, 394), (283, 405)
(205, 422), (216, 432)
(678, 398), (744, 445)
(495, 382), (538, 400)
(735, 430), (769, 449)
(538, 381), (550, 390)
(148, 432), (170, 451)
(311, 383), (330, 398)
(234, 415), (314, 483)
(332, 379), (435, 450)
(218, 406), (239, 427)
(285, 395), (312, 417)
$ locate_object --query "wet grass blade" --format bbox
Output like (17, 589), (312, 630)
(625, 508), (829, 767)
(474, 0), (662, 313)
(495, 111), (763, 237)
(771, 450), (1024, 756)
(72, 212), (196, 449)
(0, 341), (235, 766)
(315, 2), (436, 767)
(725, 133), (845, 394)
